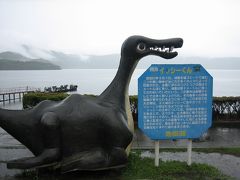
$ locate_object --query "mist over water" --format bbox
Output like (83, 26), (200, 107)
(0, 69), (239, 97)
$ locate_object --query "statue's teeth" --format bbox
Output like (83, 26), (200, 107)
(161, 46), (165, 51)
(170, 46), (174, 52)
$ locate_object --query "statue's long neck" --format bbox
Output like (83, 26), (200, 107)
(99, 56), (138, 109)
(99, 55), (138, 154)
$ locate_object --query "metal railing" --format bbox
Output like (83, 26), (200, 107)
(0, 86), (40, 94)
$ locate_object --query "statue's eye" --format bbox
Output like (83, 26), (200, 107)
(137, 43), (146, 52)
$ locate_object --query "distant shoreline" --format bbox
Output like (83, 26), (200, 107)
(1, 68), (239, 71)
(0, 59), (61, 70)
(0, 69), (61, 71)
(1, 51), (240, 70)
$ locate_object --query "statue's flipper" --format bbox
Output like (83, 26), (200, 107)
(7, 112), (61, 169)
(61, 147), (127, 173)
(7, 148), (60, 169)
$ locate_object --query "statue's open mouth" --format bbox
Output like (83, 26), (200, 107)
(147, 38), (183, 59)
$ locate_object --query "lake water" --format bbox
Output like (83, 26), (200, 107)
(0, 69), (239, 97)
(0, 69), (240, 178)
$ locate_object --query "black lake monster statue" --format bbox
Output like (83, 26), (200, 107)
(0, 36), (183, 173)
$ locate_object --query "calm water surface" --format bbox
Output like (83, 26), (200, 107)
(0, 69), (239, 96)
(0, 69), (240, 178)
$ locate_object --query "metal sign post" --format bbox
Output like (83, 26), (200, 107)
(187, 139), (192, 166)
(138, 64), (213, 166)
(155, 141), (160, 167)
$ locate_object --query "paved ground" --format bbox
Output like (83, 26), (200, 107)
(1, 127), (240, 178)
(0, 148), (31, 177)
(132, 127), (240, 149)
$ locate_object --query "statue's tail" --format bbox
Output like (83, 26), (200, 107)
(0, 108), (43, 155)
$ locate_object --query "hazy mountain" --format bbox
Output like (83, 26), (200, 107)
(0, 51), (30, 61)
(43, 50), (240, 70)
(37, 50), (240, 70)
(0, 59), (61, 70)
(44, 51), (120, 69)
(0, 52), (61, 70)
(21, 44), (55, 60)
(138, 56), (240, 70)
(49, 51), (90, 69)
(1, 50), (240, 70)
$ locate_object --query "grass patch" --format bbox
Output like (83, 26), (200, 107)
(121, 151), (231, 180)
(16, 151), (232, 179)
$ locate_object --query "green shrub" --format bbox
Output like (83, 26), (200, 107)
(213, 96), (240, 121)
(23, 92), (69, 109)
(23, 93), (240, 124)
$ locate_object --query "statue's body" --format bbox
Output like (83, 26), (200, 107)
(0, 36), (183, 173)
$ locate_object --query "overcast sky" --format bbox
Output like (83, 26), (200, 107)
(0, 0), (239, 57)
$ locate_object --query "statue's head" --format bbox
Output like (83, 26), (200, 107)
(121, 35), (183, 60)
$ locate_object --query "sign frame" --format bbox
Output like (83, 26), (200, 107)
(138, 64), (213, 140)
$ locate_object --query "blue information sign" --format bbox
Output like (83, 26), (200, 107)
(138, 64), (213, 140)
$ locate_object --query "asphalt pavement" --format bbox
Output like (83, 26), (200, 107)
(1, 127), (240, 178)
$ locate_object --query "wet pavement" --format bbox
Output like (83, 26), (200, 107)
(132, 127), (240, 149)
(1, 127), (240, 178)
(0, 148), (32, 178)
